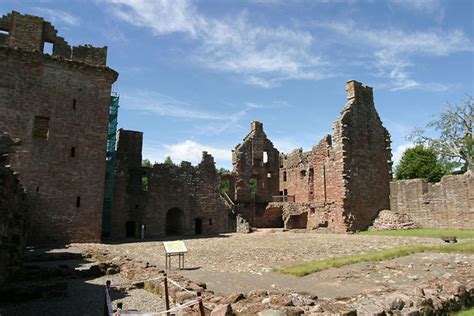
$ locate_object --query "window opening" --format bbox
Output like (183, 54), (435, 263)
(32, 116), (50, 140)
(43, 42), (53, 55)
(263, 151), (268, 164)
(76, 196), (81, 208)
(70, 146), (76, 157)
(72, 99), (77, 111)
(283, 171), (287, 182)
(209, 218), (213, 226)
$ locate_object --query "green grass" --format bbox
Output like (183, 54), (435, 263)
(454, 307), (474, 315)
(357, 228), (474, 239)
(275, 241), (474, 277)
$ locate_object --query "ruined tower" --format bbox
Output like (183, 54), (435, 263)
(231, 121), (280, 226)
(276, 80), (392, 232)
(0, 11), (118, 243)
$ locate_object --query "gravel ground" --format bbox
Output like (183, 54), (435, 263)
(77, 230), (445, 274)
(2, 231), (470, 315)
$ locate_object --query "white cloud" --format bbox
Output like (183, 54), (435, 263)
(121, 90), (228, 120)
(392, 143), (414, 166)
(143, 140), (231, 166)
(389, 0), (445, 20)
(33, 8), (80, 26)
(317, 21), (473, 91)
(105, 0), (326, 87)
(106, 0), (200, 35)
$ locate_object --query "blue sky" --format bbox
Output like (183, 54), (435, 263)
(2, 0), (473, 169)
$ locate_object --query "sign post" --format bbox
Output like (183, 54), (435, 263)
(163, 241), (188, 270)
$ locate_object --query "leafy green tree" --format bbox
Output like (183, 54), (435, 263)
(142, 159), (152, 167)
(163, 156), (174, 165)
(249, 178), (257, 198)
(409, 96), (473, 174)
(395, 145), (449, 182)
(220, 178), (230, 193)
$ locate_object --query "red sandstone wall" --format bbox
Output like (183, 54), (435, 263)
(111, 130), (234, 239)
(390, 174), (473, 229)
(278, 81), (391, 233)
(337, 81), (392, 231)
(0, 12), (117, 243)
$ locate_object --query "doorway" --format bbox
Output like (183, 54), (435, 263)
(125, 221), (136, 238)
(194, 218), (202, 235)
(166, 208), (184, 235)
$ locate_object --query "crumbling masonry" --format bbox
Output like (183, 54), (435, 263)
(0, 11), (393, 242)
(0, 11), (118, 243)
(228, 81), (392, 233)
(110, 81), (392, 237)
(110, 130), (236, 238)
(0, 130), (28, 287)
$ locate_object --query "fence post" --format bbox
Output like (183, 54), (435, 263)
(197, 292), (205, 316)
(104, 280), (111, 316)
(164, 273), (170, 316)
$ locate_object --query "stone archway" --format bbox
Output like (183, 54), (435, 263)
(166, 208), (184, 235)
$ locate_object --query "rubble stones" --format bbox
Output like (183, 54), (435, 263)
(369, 210), (420, 231)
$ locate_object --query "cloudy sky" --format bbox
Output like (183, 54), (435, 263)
(2, 0), (472, 169)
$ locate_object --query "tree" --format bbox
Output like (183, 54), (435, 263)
(409, 96), (473, 174)
(395, 145), (449, 182)
(142, 159), (152, 167)
(163, 156), (174, 165)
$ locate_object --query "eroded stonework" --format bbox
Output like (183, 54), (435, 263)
(0, 130), (28, 287)
(110, 130), (235, 238)
(0, 11), (118, 243)
(225, 80), (392, 233)
(390, 174), (474, 229)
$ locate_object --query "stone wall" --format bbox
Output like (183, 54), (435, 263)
(390, 174), (474, 229)
(0, 130), (28, 287)
(277, 80), (392, 232)
(231, 121), (280, 225)
(111, 130), (235, 239)
(0, 11), (107, 66)
(0, 11), (118, 243)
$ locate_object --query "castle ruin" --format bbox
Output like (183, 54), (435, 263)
(0, 11), (118, 243)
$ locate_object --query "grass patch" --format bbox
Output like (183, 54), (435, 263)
(454, 307), (474, 315)
(275, 241), (474, 277)
(357, 228), (474, 239)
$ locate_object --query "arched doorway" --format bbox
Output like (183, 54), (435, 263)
(194, 218), (202, 235)
(166, 208), (184, 235)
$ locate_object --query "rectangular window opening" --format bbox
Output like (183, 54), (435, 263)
(267, 172), (272, 178)
(76, 196), (81, 208)
(209, 218), (213, 226)
(72, 98), (77, 111)
(70, 146), (76, 157)
(33, 116), (50, 140)
(43, 41), (53, 55)
(142, 175), (149, 191)
(283, 171), (287, 182)
(36, 186), (40, 192)
(263, 151), (268, 163)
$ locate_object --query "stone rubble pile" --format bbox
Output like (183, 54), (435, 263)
(369, 210), (420, 231)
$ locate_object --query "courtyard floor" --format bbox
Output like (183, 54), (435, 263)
(75, 229), (473, 299)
